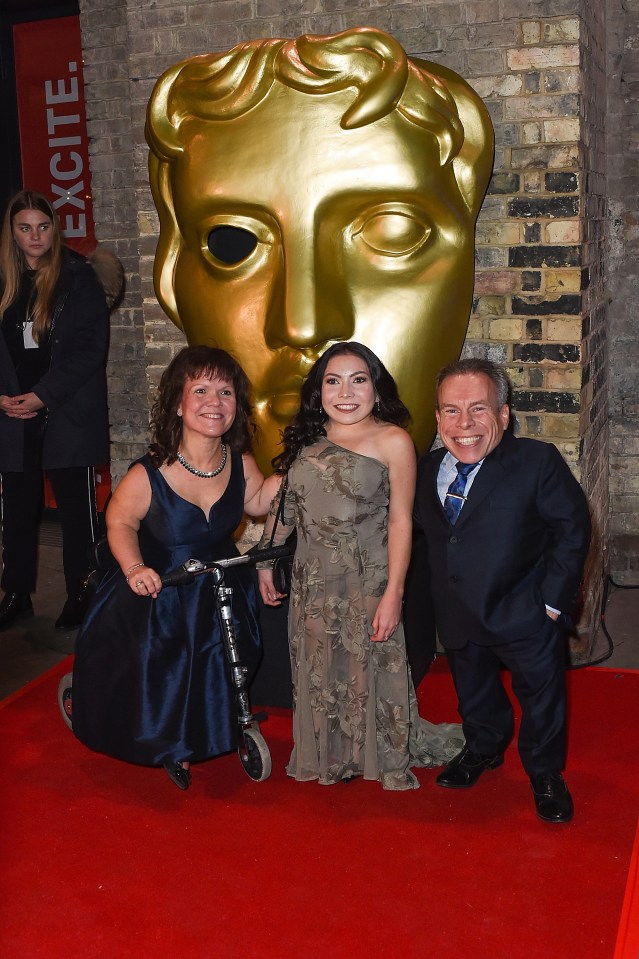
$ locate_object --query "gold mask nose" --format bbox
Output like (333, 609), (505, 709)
(146, 27), (494, 472)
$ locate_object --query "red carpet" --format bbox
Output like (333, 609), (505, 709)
(614, 820), (639, 959)
(1, 658), (637, 959)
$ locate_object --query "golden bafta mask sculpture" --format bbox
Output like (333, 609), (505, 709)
(146, 28), (494, 471)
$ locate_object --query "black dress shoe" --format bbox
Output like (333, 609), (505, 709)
(530, 772), (573, 823)
(164, 760), (191, 790)
(436, 745), (504, 789)
(0, 592), (33, 630)
(54, 597), (85, 631)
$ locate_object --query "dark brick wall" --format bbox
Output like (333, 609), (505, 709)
(80, 0), (154, 478)
(608, 0), (639, 585)
(76, 0), (614, 645)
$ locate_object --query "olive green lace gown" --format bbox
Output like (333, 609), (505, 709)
(273, 438), (463, 791)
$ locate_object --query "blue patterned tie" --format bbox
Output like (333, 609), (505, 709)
(444, 461), (478, 525)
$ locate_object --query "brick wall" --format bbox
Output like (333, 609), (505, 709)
(78, 0), (611, 645)
(580, 0), (609, 632)
(80, 0), (153, 480)
(608, 0), (639, 585)
(464, 8), (608, 648)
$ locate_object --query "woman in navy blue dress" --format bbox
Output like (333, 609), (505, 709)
(72, 346), (281, 789)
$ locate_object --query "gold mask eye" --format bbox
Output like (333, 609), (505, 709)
(355, 211), (432, 257)
(207, 225), (258, 264)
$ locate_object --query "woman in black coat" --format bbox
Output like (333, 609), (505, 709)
(0, 189), (117, 630)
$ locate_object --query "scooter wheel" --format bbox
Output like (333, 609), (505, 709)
(57, 672), (74, 730)
(238, 727), (272, 781)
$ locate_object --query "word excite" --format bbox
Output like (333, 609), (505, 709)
(45, 60), (88, 240)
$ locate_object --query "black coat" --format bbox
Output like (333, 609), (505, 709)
(414, 431), (591, 649)
(0, 249), (110, 471)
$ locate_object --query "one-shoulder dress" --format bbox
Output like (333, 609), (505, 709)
(280, 438), (463, 791)
(72, 452), (261, 766)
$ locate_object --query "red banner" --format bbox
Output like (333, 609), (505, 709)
(13, 16), (110, 508)
(13, 16), (96, 255)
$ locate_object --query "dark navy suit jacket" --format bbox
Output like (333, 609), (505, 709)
(413, 431), (591, 650)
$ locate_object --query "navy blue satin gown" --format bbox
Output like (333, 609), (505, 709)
(72, 452), (261, 766)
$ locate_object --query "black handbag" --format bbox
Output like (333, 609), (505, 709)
(269, 475), (296, 595)
(80, 533), (117, 604)
(79, 492), (115, 603)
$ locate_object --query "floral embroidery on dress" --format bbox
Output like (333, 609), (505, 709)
(278, 438), (463, 790)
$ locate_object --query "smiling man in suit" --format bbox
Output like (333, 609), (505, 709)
(414, 358), (591, 823)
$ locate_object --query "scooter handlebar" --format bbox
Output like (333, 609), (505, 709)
(159, 543), (292, 588)
(160, 566), (197, 588)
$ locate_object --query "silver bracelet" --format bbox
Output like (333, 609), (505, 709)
(125, 562), (145, 581)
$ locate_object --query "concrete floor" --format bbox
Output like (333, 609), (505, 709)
(0, 521), (77, 700)
(1, 519), (638, 701)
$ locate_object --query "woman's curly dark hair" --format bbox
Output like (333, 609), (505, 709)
(273, 341), (411, 472)
(150, 345), (255, 464)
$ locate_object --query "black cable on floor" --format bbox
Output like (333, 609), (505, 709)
(568, 574), (639, 670)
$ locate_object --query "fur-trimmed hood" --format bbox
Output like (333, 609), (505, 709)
(86, 246), (125, 310)
(62, 245), (124, 311)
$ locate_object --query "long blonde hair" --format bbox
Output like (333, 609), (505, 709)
(0, 190), (64, 343)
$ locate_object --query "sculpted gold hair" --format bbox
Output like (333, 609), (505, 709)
(146, 27), (494, 471)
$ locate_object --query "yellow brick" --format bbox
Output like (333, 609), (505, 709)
(473, 75), (524, 98)
(543, 18), (580, 43)
(523, 122), (543, 144)
(138, 213), (158, 235)
(543, 68), (581, 94)
(476, 222), (522, 244)
(524, 172), (543, 192)
(508, 366), (528, 387)
(475, 270), (519, 294)
(547, 144), (580, 167)
(522, 21), (542, 44)
(466, 317), (485, 339)
(512, 143), (580, 168)
(546, 318), (582, 340)
(544, 269), (582, 292)
(546, 367), (582, 390)
(488, 318), (524, 339)
(475, 295), (507, 316)
(544, 414), (581, 439)
(507, 45), (580, 70)
(544, 118), (580, 142)
(545, 220), (581, 243)
(554, 444), (582, 470)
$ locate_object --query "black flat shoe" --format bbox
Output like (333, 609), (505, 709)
(0, 592), (33, 630)
(164, 760), (191, 790)
(530, 772), (573, 823)
(436, 745), (504, 789)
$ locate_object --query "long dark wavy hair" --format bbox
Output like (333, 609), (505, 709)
(273, 341), (411, 472)
(150, 345), (255, 464)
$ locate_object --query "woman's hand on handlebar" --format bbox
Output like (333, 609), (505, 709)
(258, 568), (286, 607)
(126, 564), (162, 599)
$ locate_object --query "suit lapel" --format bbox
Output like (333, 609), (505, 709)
(454, 431), (519, 527)
(421, 448), (448, 522)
